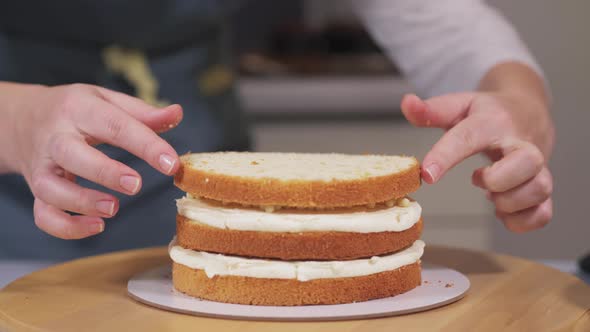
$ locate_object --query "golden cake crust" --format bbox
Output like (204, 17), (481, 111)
(172, 261), (422, 306)
(176, 215), (423, 260)
(174, 161), (421, 208)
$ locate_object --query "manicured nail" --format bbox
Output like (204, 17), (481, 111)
(90, 222), (104, 234)
(159, 154), (176, 174)
(96, 200), (115, 216)
(120, 175), (141, 194)
(423, 164), (441, 183)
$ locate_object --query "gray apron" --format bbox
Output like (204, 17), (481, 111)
(0, 0), (250, 259)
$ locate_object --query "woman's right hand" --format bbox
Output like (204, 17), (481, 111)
(10, 83), (183, 239)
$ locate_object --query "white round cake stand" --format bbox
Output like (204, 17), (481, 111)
(127, 263), (470, 321)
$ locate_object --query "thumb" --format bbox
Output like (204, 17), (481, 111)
(401, 93), (476, 130)
(96, 87), (183, 133)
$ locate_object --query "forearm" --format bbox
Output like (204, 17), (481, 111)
(352, 0), (543, 97)
(0, 82), (38, 174)
(478, 62), (555, 158)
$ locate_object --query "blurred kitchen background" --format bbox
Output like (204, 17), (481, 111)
(233, 0), (589, 261)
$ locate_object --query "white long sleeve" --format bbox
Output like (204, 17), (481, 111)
(351, 0), (544, 97)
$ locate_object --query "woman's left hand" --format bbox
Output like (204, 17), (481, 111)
(401, 91), (555, 233)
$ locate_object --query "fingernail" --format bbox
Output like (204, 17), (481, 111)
(423, 164), (441, 183)
(90, 222), (104, 234)
(159, 154), (176, 174)
(120, 175), (141, 194)
(96, 200), (115, 216)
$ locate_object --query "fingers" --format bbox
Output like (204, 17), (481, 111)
(473, 141), (545, 192)
(49, 133), (142, 195)
(488, 167), (553, 213)
(34, 198), (105, 240)
(421, 115), (496, 183)
(136, 103), (183, 134)
(74, 97), (180, 175)
(470, 141), (552, 232)
(30, 168), (119, 217)
(496, 198), (553, 233)
(96, 87), (183, 133)
(404, 93), (516, 184)
(401, 93), (475, 129)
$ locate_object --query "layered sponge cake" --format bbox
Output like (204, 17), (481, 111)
(170, 152), (424, 306)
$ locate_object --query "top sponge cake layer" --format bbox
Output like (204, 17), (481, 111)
(174, 152), (420, 208)
(180, 152), (416, 181)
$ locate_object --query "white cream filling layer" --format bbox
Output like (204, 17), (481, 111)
(176, 197), (422, 233)
(169, 239), (424, 281)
